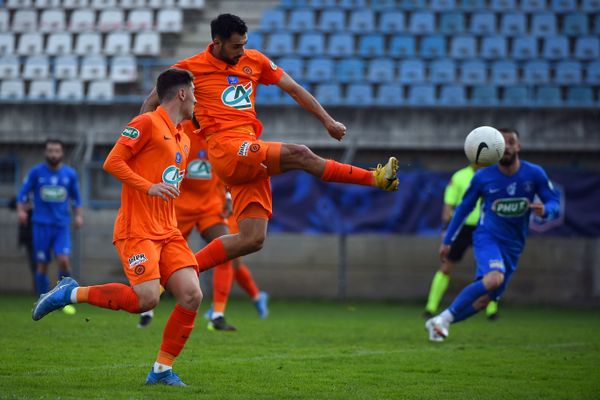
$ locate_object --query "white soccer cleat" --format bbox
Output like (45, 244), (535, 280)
(425, 316), (449, 342)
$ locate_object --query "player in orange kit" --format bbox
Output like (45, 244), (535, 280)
(140, 14), (399, 274)
(32, 69), (200, 386)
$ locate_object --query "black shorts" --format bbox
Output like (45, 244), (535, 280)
(447, 225), (476, 262)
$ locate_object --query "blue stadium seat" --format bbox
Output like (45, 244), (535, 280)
(563, 13), (588, 36)
(575, 37), (600, 60)
(481, 36), (507, 59)
(586, 61), (600, 84)
(596, 15), (600, 35)
(491, 60), (517, 85)
(430, 0), (456, 11)
(531, 13), (557, 36)
(450, 35), (477, 58)
(523, 60), (550, 83)
(345, 83), (374, 106)
(367, 58), (395, 82)
(430, 59), (456, 83)
(550, 0), (576, 12)
(500, 13), (526, 36)
(315, 83), (342, 105)
(260, 9), (286, 31)
(566, 86), (594, 106)
(281, 0), (307, 8)
(297, 32), (324, 56)
(389, 35), (416, 58)
(471, 85), (499, 106)
(277, 57), (304, 80)
(440, 13), (465, 34)
(400, 0), (426, 9)
(535, 85), (562, 106)
(521, 0), (547, 12)
(288, 9), (315, 32)
(470, 12), (496, 35)
(371, 0), (397, 9)
(358, 34), (385, 57)
(266, 32), (294, 56)
(460, 0), (486, 10)
(542, 36), (569, 59)
(307, 0), (336, 8)
(439, 84), (467, 105)
(255, 84), (281, 105)
(460, 60), (487, 84)
(409, 11), (435, 34)
(512, 37), (538, 59)
(339, 0), (367, 8)
(399, 60), (425, 83)
(420, 35), (446, 59)
(280, 81), (311, 105)
(327, 33), (354, 57)
(336, 58), (365, 83)
(555, 61), (582, 84)
(245, 32), (263, 51)
(490, 0), (515, 11)
(582, 0), (600, 11)
(503, 85), (532, 106)
(319, 10), (345, 32)
(407, 84), (436, 105)
(375, 83), (404, 106)
(348, 10), (375, 33)
(306, 58), (334, 83)
(379, 11), (406, 33)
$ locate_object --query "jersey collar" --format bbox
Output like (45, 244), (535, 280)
(205, 43), (234, 71)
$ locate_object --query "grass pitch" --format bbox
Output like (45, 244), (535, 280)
(0, 295), (598, 399)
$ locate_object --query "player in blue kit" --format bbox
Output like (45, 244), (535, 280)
(16, 139), (83, 314)
(426, 128), (560, 342)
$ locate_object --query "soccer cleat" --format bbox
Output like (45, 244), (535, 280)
(254, 291), (269, 319)
(203, 306), (213, 321)
(32, 277), (79, 321)
(62, 304), (76, 315)
(207, 316), (237, 332)
(425, 316), (449, 342)
(487, 312), (500, 321)
(145, 369), (187, 387)
(422, 310), (434, 320)
(373, 157), (399, 191)
(138, 314), (153, 328)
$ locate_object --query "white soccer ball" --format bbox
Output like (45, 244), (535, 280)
(464, 126), (506, 166)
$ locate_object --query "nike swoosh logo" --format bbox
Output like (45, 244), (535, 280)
(475, 142), (488, 164)
(349, 166), (353, 174)
(163, 136), (171, 140)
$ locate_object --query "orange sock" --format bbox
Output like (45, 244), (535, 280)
(79, 283), (141, 313)
(235, 263), (260, 299)
(158, 304), (197, 366)
(321, 160), (374, 186)
(213, 261), (234, 314)
(195, 238), (229, 273)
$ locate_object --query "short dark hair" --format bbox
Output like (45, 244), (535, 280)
(211, 13), (247, 40)
(498, 128), (519, 137)
(156, 68), (194, 103)
(44, 138), (64, 149)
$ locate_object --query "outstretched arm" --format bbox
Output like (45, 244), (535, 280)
(276, 72), (346, 141)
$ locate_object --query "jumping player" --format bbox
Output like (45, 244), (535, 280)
(426, 128), (560, 342)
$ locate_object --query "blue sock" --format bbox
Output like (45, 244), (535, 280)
(58, 271), (71, 281)
(35, 271), (49, 296)
(448, 280), (488, 323)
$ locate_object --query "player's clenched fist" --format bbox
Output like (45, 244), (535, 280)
(148, 182), (180, 201)
(326, 120), (346, 141)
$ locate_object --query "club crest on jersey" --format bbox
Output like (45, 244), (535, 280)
(506, 182), (517, 196)
(162, 165), (185, 188)
(187, 159), (212, 180)
(128, 253), (147, 269)
(227, 75), (239, 85)
(121, 127), (139, 139)
(238, 141), (251, 156)
(221, 82), (253, 110)
(175, 152), (182, 164)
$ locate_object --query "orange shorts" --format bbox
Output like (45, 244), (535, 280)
(207, 128), (281, 223)
(114, 234), (198, 287)
(177, 211), (227, 239)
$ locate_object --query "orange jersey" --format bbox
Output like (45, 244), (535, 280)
(172, 44), (284, 139)
(108, 106), (191, 241)
(175, 120), (225, 218)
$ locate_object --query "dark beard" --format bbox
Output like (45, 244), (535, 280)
(46, 157), (61, 168)
(499, 154), (515, 166)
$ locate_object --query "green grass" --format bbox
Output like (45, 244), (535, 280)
(0, 295), (598, 400)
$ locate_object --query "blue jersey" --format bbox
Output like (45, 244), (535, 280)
(17, 163), (81, 227)
(444, 161), (560, 253)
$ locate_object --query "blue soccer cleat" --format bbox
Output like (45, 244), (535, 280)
(254, 291), (269, 319)
(145, 369), (187, 387)
(203, 306), (213, 321)
(32, 277), (79, 321)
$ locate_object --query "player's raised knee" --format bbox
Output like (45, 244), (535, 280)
(483, 271), (504, 290)
(138, 295), (160, 313)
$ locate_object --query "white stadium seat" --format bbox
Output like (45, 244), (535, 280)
(128, 9), (154, 31)
(70, 9), (96, 32)
(120, 0), (147, 8)
(57, 79), (84, 101)
(40, 9), (66, 32)
(91, 0), (117, 8)
(87, 80), (114, 101)
(63, 0), (90, 7)
(75, 32), (102, 55)
(81, 55), (107, 80)
(0, 55), (20, 79)
(54, 55), (79, 79)
(23, 55), (50, 79)
(133, 32), (160, 55)
(46, 33), (73, 55)
(104, 31), (131, 55)
(111, 55), (137, 82)
(0, 33), (16, 56)
(35, 0), (62, 7)
(12, 10), (38, 32)
(0, 10), (9, 32)
(7, 0), (33, 8)
(28, 79), (56, 100)
(148, 0), (175, 8)
(178, 0), (205, 9)
(98, 9), (124, 31)
(157, 9), (182, 32)
(0, 79), (25, 100)
(17, 32), (43, 55)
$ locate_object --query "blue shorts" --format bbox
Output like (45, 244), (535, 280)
(32, 224), (71, 264)
(473, 231), (521, 301)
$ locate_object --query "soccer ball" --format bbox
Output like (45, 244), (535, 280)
(464, 126), (505, 166)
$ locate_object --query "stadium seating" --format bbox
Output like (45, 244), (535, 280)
(28, 78), (55, 100)
(70, 9), (96, 32)
(500, 13), (526, 36)
(39, 9), (65, 32)
(409, 11), (435, 34)
(512, 37), (539, 59)
(327, 33), (354, 57)
(305, 58), (334, 82)
(535, 85), (562, 106)
(345, 83), (374, 105)
(491, 60), (517, 85)
(366, 58), (395, 82)
(128, 9), (154, 31)
(12, 9), (37, 32)
(57, 79), (84, 101)
(46, 33), (72, 55)
(0, 55), (20, 79)
(54, 55), (78, 79)
(17, 32), (43, 55)
(439, 84), (467, 105)
(450, 36), (477, 59)
(104, 32), (131, 55)
(0, 10), (8, 31)
(277, 57), (304, 80)
(471, 85), (499, 106)
(266, 32), (293, 56)
(587, 62), (600, 84)
(133, 32), (160, 55)
(0, 34), (15, 56)
(0, 79), (25, 100)
(470, 12), (496, 35)
(439, 13), (465, 34)
(81, 55), (107, 80)
(358, 34), (385, 57)
(407, 84), (435, 105)
(375, 83), (403, 106)
(523, 60), (551, 84)
(348, 9), (375, 33)
(75, 32), (102, 55)
(503, 85), (531, 106)
(420, 35), (446, 59)
(110, 55), (137, 82)
(481, 36), (508, 59)
(575, 37), (600, 59)
(379, 11), (405, 33)
(398, 59), (425, 83)
(430, 60), (456, 83)
(87, 79), (114, 101)
(531, 13), (557, 36)
(297, 32), (324, 56)
(566, 86), (593, 106)
(23, 55), (50, 79)
(336, 58), (364, 83)
(314, 83), (342, 105)
(460, 60), (487, 84)
(542, 36), (569, 59)
(389, 35), (415, 58)
(157, 9), (183, 32)
(319, 10), (345, 32)
(289, 9), (315, 32)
